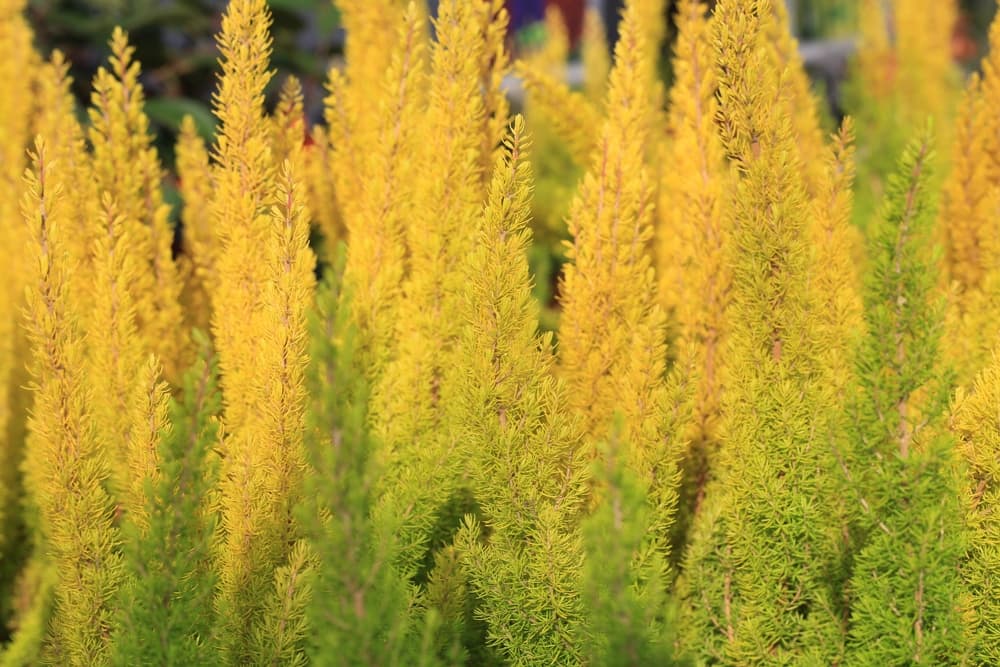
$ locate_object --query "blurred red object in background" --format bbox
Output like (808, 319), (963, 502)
(548, 0), (584, 46)
(952, 12), (979, 64)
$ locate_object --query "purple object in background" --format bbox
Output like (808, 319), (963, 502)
(506, 0), (547, 32)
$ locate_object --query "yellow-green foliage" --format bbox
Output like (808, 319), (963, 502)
(850, 0), (960, 230)
(210, 0), (282, 654)
(940, 18), (1000, 385)
(659, 1), (729, 499)
(856, 0), (959, 132)
(473, 0), (510, 179)
(517, 62), (601, 168)
(332, 0), (409, 151)
(535, 5), (570, 75)
(981, 17), (1000, 185)
(339, 3), (425, 378)
(35, 54), (98, 324)
(17, 55), (82, 518)
(301, 125), (341, 256)
(894, 0), (958, 130)
(210, 0), (276, 429)
(86, 33), (188, 518)
(120, 355), (169, 536)
(581, 7), (610, 105)
(631, 0), (667, 133)
(940, 76), (1000, 383)
(89, 29), (186, 382)
(517, 6), (584, 255)
(176, 115), (216, 333)
(812, 119), (864, 396)
(975, 27), (1000, 319)
(6, 0), (1000, 664)
(558, 2), (666, 449)
(941, 77), (996, 294)
(556, 8), (688, 614)
(764, 0), (828, 199)
(208, 1), (316, 661)
(323, 0), (413, 259)
(270, 75), (306, 172)
(22, 141), (123, 666)
(87, 195), (144, 509)
(677, 0), (843, 661)
(370, 0), (503, 580)
(0, 0), (35, 595)
(455, 116), (588, 665)
(215, 159), (316, 662)
(841, 128), (971, 665)
(955, 356), (1000, 664)
(0, 560), (56, 667)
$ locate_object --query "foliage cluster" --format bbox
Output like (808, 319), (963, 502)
(0, 0), (999, 665)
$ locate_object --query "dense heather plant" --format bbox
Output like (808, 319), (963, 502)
(208, 1), (318, 661)
(518, 46), (601, 170)
(367, 0), (505, 587)
(850, 0), (960, 232)
(843, 130), (969, 664)
(677, 0), (843, 662)
(303, 256), (430, 666)
(454, 118), (588, 665)
(811, 120), (865, 398)
(22, 140), (124, 665)
(334, 2), (424, 381)
(518, 58), (601, 171)
(176, 114), (217, 333)
(557, 1), (670, 465)
(2, 0), (999, 664)
(657, 0), (729, 537)
(581, 7), (610, 106)
(88, 28), (187, 382)
(515, 7), (585, 262)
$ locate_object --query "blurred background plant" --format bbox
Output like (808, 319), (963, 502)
(25, 0), (997, 170)
(795, 0), (857, 38)
(27, 0), (342, 154)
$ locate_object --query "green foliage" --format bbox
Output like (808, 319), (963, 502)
(845, 129), (951, 516)
(795, 0), (856, 38)
(0, 369), (30, 646)
(0, 560), (55, 667)
(846, 436), (969, 665)
(452, 119), (588, 666)
(7, 0), (1000, 664)
(110, 332), (221, 667)
(677, 1), (845, 662)
(843, 131), (970, 664)
(249, 541), (315, 667)
(303, 248), (432, 667)
(579, 426), (676, 667)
